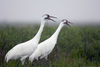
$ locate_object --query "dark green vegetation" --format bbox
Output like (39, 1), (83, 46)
(0, 25), (100, 67)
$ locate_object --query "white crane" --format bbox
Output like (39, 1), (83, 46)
(29, 19), (72, 62)
(5, 14), (57, 65)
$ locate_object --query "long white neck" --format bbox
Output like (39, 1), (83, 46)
(32, 20), (45, 43)
(50, 22), (64, 42)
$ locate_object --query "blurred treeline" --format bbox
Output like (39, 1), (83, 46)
(0, 25), (100, 67)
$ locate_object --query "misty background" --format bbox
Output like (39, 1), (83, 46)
(0, 0), (100, 27)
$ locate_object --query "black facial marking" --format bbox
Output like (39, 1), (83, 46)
(45, 14), (50, 19)
(46, 14), (50, 18)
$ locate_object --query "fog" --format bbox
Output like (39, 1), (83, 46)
(0, 0), (100, 25)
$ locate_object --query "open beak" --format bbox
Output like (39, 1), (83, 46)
(65, 21), (73, 27)
(48, 16), (57, 22)
(68, 22), (73, 24)
(50, 16), (57, 19)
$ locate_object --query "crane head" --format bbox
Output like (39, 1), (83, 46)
(62, 19), (73, 27)
(42, 14), (57, 22)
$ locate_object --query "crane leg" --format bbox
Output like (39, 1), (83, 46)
(40, 54), (47, 60)
(45, 56), (48, 67)
(45, 56), (47, 61)
(20, 56), (28, 65)
(16, 61), (21, 67)
(40, 55), (48, 66)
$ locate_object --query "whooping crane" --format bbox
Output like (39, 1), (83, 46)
(5, 14), (57, 65)
(29, 19), (72, 62)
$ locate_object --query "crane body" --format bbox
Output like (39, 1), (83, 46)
(29, 19), (72, 62)
(5, 14), (57, 65)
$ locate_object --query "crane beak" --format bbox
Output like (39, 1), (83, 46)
(49, 16), (57, 22)
(68, 22), (73, 24)
(64, 21), (73, 27)
(49, 18), (56, 22)
(67, 23), (71, 27)
(50, 16), (57, 19)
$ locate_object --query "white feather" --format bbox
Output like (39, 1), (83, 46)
(29, 20), (68, 62)
(5, 14), (52, 65)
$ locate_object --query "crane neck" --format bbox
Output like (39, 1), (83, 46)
(32, 20), (45, 43)
(51, 22), (64, 41)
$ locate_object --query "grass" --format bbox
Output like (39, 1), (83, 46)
(0, 24), (100, 67)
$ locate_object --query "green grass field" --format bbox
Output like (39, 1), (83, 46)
(0, 25), (100, 67)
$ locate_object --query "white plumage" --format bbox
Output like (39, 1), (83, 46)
(5, 14), (56, 65)
(29, 19), (72, 62)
